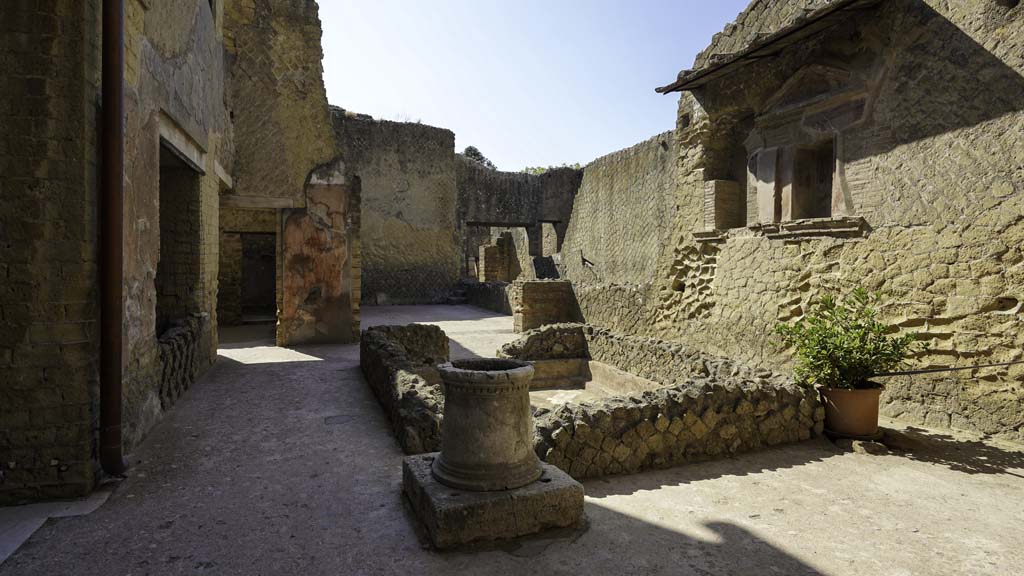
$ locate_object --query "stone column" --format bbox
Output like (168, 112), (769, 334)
(432, 359), (541, 491)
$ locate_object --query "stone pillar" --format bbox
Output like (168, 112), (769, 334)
(432, 359), (541, 491)
(525, 224), (543, 257)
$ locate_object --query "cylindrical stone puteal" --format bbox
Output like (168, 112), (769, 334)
(432, 358), (541, 491)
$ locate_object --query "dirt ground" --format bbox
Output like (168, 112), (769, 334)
(2, 305), (1021, 576)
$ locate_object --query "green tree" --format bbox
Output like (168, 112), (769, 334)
(462, 146), (497, 170)
(521, 163), (582, 175)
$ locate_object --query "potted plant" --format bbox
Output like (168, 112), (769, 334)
(776, 288), (923, 438)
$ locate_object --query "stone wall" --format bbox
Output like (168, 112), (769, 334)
(361, 322), (821, 481)
(1, 0), (231, 504)
(515, 281), (582, 332)
(465, 282), (516, 316)
(532, 379), (821, 479)
(501, 323), (822, 479)
(360, 325), (449, 454)
(332, 110), (458, 305)
(571, 0), (1024, 442)
(224, 1), (360, 346)
(691, 0), (834, 72)
(121, 0), (229, 452)
(279, 162), (360, 344)
(156, 319), (201, 411)
(456, 156), (582, 279)
(560, 132), (677, 285)
(223, 0), (335, 207)
(0, 0), (102, 504)
(493, 227), (538, 281)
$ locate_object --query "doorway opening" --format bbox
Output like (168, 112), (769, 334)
(240, 232), (276, 323)
(156, 143), (202, 335)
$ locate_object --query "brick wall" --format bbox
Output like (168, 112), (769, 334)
(0, 0), (101, 504)
(514, 281), (582, 333)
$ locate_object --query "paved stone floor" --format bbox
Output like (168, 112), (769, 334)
(1, 305), (1022, 575)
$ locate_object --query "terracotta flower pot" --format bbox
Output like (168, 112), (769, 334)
(820, 386), (882, 438)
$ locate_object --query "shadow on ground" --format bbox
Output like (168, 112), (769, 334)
(440, 509), (826, 575)
(581, 439), (841, 498)
(883, 427), (1024, 477)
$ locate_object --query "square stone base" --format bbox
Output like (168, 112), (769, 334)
(402, 453), (585, 549)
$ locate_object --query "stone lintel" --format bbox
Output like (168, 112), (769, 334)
(219, 195), (302, 209)
(402, 453), (585, 549)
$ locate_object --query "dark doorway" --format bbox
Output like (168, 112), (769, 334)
(240, 232), (276, 322)
(156, 143), (202, 335)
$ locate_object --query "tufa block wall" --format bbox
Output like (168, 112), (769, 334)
(514, 281), (582, 333)
(360, 324), (449, 454)
(333, 111), (458, 305)
(560, 132), (678, 287)
(565, 0), (1024, 441)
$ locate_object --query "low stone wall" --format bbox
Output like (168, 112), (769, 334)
(532, 380), (821, 479)
(360, 325), (449, 454)
(515, 280), (582, 332)
(501, 323), (823, 479)
(500, 323), (790, 387)
(464, 281), (516, 315)
(362, 322), (823, 480)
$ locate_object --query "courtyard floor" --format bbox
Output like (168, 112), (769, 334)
(1, 305), (1022, 575)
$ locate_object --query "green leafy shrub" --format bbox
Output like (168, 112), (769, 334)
(775, 288), (923, 389)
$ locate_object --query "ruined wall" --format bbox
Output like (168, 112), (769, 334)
(456, 156), (582, 279)
(1, 0), (232, 504)
(0, 0), (102, 504)
(360, 324), (449, 454)
(121, 0), (229, 451)
(515, 281), (582, 332)
(279, 163), (360, 344)
(223, 0), (334, 207)
(465, 282), (516, 315)
(577, 0), (1024, 441)
(492, 227), (537, 281)
(561, 132), (677, 286)
(224, 0), (361, 345)
(692, 0), (834, 71)
(333, 111), (458, 305)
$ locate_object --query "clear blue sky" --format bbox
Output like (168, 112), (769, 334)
(319, 0), (750, 171)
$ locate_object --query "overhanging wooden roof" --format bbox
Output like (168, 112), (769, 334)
(656, 0), (883, 94)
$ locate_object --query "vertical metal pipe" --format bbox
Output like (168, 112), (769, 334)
(100, 0), (127, 476)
